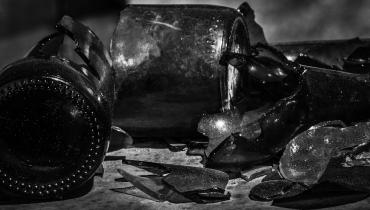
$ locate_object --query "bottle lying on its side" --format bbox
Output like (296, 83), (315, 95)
(0, 16), (114, 200)
(0, 3), (253, 200)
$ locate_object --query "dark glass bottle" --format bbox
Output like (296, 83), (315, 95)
(110, 4), (251, 138)
(0, 16), (114, 200)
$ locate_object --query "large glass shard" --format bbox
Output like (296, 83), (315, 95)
(117, 168), (191, 203)
(279, 122), (370, 185)
(197, 111), (241, 156)
(197, 107), (266, 157)
(118, 160), (230, 203)
(250, 142), (370, 206)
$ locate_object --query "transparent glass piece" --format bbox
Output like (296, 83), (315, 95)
(279, 122), (370, 185)
(198, 111), (240, 156)
(197, 111), (241, 139)
(197, 108), (265, 156)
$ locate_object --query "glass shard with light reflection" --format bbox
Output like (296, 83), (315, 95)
(197, 108), (265, 156)
(198, 111), (241, 156)
(279, 122), (370, 185)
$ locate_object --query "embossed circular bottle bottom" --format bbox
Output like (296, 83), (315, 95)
(0, 77), (105, 198)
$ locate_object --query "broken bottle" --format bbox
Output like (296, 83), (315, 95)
(0, 16), (114, 200)
(110, 4), (252, 139)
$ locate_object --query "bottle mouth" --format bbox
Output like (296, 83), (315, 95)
(0, 77), (106, 198)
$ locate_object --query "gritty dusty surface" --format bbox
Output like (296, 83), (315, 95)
(1, 147), (370, 210)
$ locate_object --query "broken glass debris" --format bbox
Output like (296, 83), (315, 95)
(269, 153), (370, 209)
(240, 166), (273, 182)
(110, 126), (134, 151)
(250, 137), (370, 207)
(117, 168), (191, 203)
(204, 135), (272, 177)
(197, 111), (241, 156)
(197, 106), (268, 157)
(249, 180), (307, 201)
(279, 122), (370, 185)
(272, 182), (370, 209)
(111, 186), (164, 202)
(202, 35), (370, 175)
(116, 160), (230, 203)
(343, 151), (370, 167)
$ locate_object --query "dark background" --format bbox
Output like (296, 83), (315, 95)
(0, 0), (370, 68)
(0, 0), (124, 37)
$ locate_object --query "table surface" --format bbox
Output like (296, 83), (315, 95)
(1, 147), (369, 210)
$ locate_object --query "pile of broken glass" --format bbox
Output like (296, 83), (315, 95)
(114, 40), (370, 209)
(109, 2), (370, 209)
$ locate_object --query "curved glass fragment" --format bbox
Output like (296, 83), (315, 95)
(279, 122), (370, 185)
(197, 107), (266, 156)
